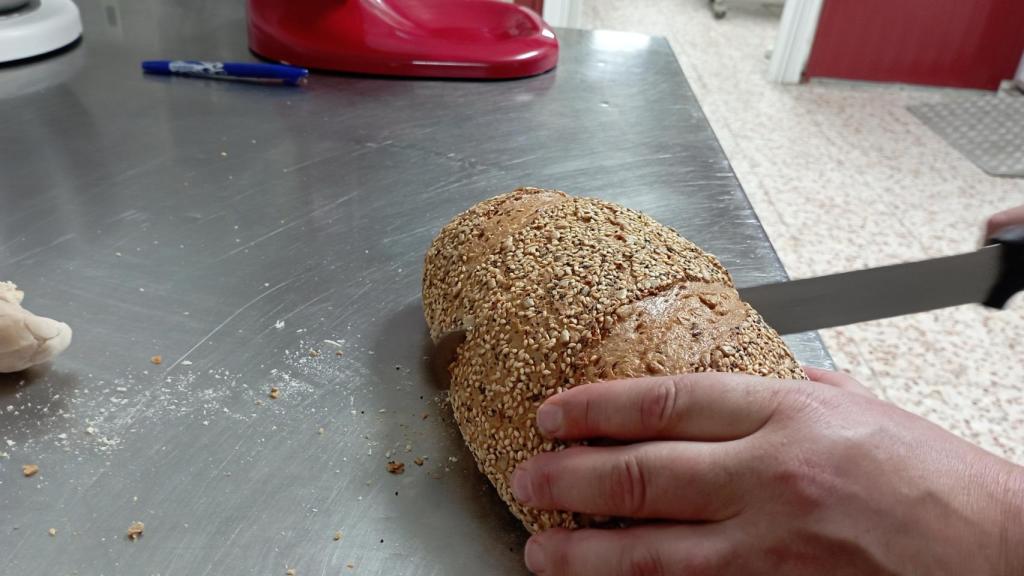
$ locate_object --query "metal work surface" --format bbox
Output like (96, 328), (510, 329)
(0, 2), (831, 574)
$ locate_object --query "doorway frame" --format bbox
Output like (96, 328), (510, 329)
(538, 0), (824, 84)
(768, 0), (824, 83)
(541, 0), (583, 28)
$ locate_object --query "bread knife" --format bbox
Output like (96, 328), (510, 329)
(431, 225), (1024, 382)
(743, 224), (1024, 335)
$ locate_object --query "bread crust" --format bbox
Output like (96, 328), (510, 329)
(423, 188), (804, 532)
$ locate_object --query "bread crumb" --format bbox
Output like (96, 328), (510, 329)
(127, 521), (144, 540)
(413, 457), (424, 466)
(333, 531), (343, 541)
(48, 528), (56, 537)
(286, 570), (296, 576)
(335, 351), (343, 357)
(150, 355), (162, 365)
(22, 464), (39, 477)
(309, 350), (320, 358)
(386, 461), (404, 474)
(269, 388), (280, 400)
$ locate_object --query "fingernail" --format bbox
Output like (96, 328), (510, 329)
(536, 404), (563, 436)
(511, 468), (533, 505)
(524, 536), (547, 573)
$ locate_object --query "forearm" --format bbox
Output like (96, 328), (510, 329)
(998, 463), (1024, 576)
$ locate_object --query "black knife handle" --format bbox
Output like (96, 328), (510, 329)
(983, 224), (1024, 309)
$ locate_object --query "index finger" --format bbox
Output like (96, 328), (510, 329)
(536, 372), (792, 442)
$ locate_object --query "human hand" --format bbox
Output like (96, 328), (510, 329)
(511, 370), (1024, 575)
(986, 205), (1024, 240)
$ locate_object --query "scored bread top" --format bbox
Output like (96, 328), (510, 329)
(422, 187), (804, 532)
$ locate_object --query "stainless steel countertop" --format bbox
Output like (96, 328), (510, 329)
(0, 2), (831, 574)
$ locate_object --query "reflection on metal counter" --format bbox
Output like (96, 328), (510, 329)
(0, 1), (831, 574)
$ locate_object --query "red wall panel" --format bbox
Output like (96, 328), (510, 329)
(805, 0), (1024, 90)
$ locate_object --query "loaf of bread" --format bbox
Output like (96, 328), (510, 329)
(422, 187), (804, 532)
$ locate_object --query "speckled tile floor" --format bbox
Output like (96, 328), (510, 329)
(580, 0), (1024, 463)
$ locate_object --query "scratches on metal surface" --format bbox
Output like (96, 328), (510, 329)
(104, 154), (168, 184)
(325, 283), (376, 329)
(197, 521), (248, 576)
(0, 235), (25, 252)
(216, 219), (304, 261)
(2, 233), (76, 266)
(379, 223), (436, 245)
(165, 276), (300, 372)
(254, 289), (336, 339)
(214, 194), (356, 261)
(281, 150), (350, 174)
(101, 210), (144, 225)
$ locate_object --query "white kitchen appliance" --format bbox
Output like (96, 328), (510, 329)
(0, 0), (81, 64)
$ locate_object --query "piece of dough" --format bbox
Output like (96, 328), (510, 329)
(0, 282), (72, 373)
(422, 188), (804, 532)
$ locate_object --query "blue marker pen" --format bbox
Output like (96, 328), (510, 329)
(141, 60), (309, 86)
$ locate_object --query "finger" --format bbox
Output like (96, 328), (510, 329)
(525, 524), (734, 576)
(985, 205), (1024, 239)
(512, 442), (745, 521)
(803, 367), (876, 398)
(536, 372), (787, 441)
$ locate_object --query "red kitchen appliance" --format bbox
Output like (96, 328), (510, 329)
(246, 0), (559, 80)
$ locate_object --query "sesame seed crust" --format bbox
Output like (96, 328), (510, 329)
(423, 188), (805, 533)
